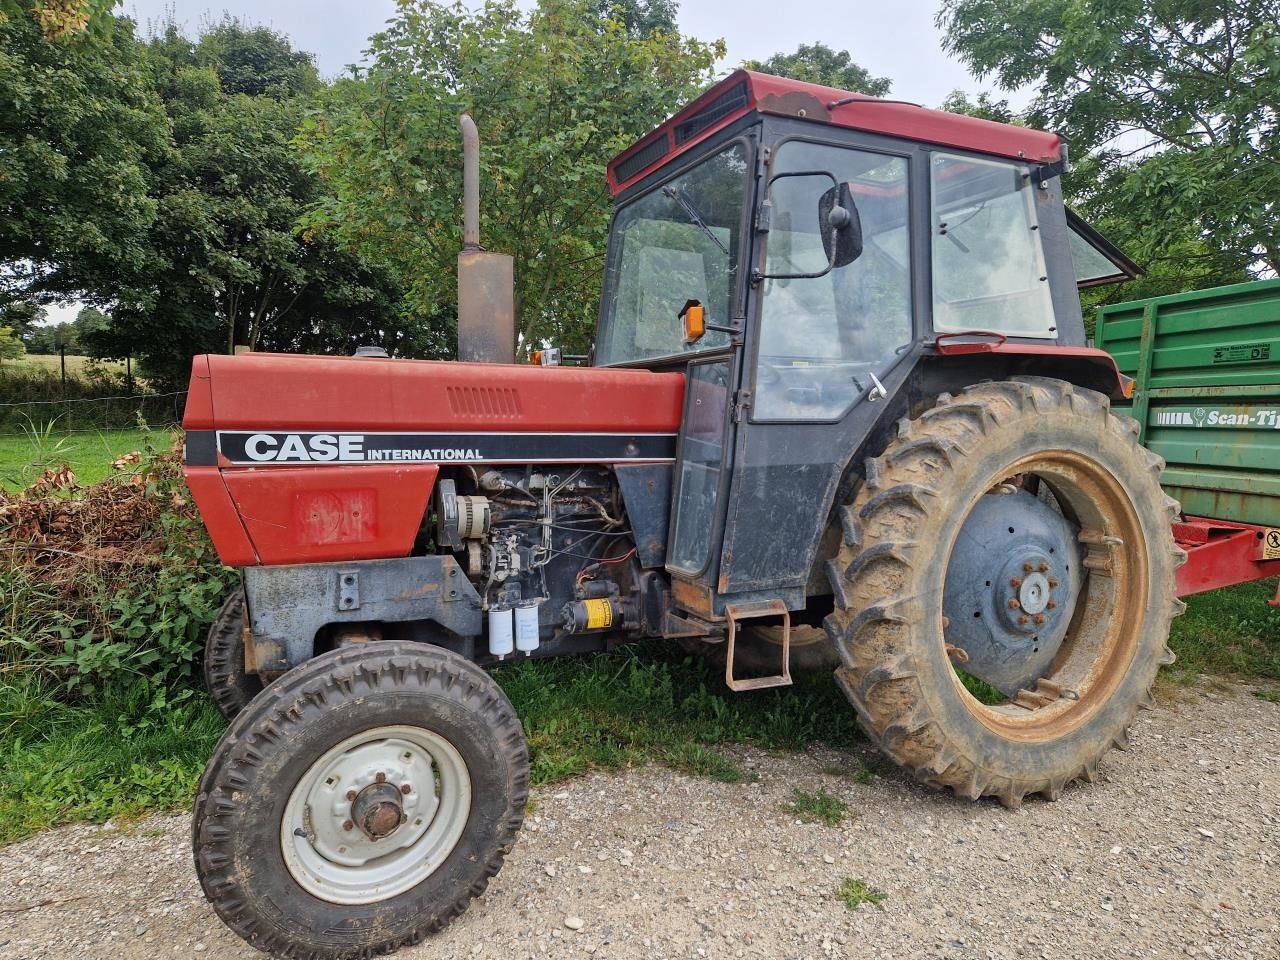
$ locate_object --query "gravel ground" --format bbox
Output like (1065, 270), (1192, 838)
(2, 683), (1278, 960)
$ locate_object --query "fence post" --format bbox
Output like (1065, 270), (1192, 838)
(126, 356), (133, 395)
(59, 345), (66, 389)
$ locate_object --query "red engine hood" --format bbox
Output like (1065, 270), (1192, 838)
(181, 353), (685, 567)
(183, 352), (685, 434)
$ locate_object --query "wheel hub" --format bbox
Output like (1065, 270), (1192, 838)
(1017, 572), (1051, 615)
(281, 726), (472, 905)
(351, 781), (406, 840)
(942, 488), (1084, 696)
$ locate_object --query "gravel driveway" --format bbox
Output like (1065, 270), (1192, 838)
(2, 682), (1277, 960)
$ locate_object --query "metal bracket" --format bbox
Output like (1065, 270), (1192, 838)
(724, 600), (792, 692)
(338, 571), (361, 611)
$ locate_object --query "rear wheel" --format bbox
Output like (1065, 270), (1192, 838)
(826, 379), (1185, 808)
(193, 641), (528, 958)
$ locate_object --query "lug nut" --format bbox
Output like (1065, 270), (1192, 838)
(346, 790), (358, 802)
(1010, 577), (1023, 588)
(1018, 615), (1029, 625)
(1023, 562), (1035, 573)
(343, 820), (354, 831)
(401, 783), (412, 795)
(1038, 562), (1050, 573)
(375, 772), (387, 784)
(1046, 600), (1057, 610)
(1048, 577), (1059, 588)
(1034, 614), (1046, 625)
(1007, 598), (1020, 609)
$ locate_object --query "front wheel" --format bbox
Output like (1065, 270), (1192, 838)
(826, 379), (1185, 808)
(193, 641), (529, 958)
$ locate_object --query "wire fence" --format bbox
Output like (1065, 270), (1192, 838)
(0, 389), (185, 433)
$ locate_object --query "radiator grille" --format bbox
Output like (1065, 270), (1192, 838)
(446, 386), (523, 418)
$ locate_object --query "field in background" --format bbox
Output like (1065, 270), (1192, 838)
(0, 427), (156, 490)
(0, 355), (128, 379)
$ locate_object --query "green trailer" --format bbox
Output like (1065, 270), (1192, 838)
(1095, 279), (1280, 596)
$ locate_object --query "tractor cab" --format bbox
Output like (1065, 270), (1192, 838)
(594, 70), (1138, 625)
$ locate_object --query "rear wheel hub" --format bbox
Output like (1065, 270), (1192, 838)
(942, 488), (1083, 696)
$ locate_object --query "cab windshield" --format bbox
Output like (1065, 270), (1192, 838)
(596, 142), (750, 365)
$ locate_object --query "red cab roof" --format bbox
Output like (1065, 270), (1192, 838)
(607, 70), (1063, 196)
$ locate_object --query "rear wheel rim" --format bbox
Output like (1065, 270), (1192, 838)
(943, 450), (1148, 742)
(281, 724), (472, 905)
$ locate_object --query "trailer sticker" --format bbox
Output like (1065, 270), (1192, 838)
(1265, 530), (1280, 561)
(203, 430), (678, 466)
(1152, 408), (1280, 429)
(1211, 343), (1271, 364)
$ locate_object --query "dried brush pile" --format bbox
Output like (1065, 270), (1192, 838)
(0, 436), (235, 702)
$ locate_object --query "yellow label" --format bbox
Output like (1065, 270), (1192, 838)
(584, 598), (614, 630)
(1264, 528), (1280, 561)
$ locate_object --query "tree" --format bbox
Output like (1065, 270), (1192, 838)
(86, 21), (411, 387)
(593, 0), (677, 37)
(299, 0), (723, 353)
(745, 42), (891, 96)
(0, 325), (25, 360)
(0, 2), (169, 306)
(937, 0), (1279, 293)
(938, 89), (1016, 123)
(0, 300), (46, 342)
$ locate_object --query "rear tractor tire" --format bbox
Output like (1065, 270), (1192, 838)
(193, 641), (529, 959)
(826, 378), (1185, 808)
(203, 588), (263, 721)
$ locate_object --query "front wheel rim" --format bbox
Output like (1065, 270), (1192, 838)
(281, 724), (472, 905)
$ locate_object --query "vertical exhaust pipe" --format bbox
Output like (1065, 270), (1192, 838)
(457, 114), (515, 364)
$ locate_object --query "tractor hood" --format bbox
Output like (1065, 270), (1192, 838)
(181, 353), (684, 567)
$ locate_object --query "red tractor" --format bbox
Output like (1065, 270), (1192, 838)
(184, 71), (1182, 957)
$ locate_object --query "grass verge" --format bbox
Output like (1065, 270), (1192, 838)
(0, 647), (858, 844)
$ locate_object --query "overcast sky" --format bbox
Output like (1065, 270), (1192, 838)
(119, 0), (1010, 107)
(48, 0), (1012, 324)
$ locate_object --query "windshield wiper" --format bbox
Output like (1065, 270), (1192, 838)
(662, 185), (730, 255)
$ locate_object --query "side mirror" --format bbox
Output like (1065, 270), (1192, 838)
(757, 171), (864, 281)
(820, 182), (862, 269)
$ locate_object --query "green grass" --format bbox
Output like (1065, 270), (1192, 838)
(1164, 578), (1280, 686)
(0, 426), (157, 490)
(836, 877), (887, 910)
(494, 647), (858, 786)
(0, 648), (858, 844)
(1253, 689), (1280, 703)
(784, 786), (849, 826)
(0, 680), (224, 843)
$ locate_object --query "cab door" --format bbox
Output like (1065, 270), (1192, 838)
(666, 357), (737, 579)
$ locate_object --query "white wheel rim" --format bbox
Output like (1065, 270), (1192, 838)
(281, 724), (472, 905)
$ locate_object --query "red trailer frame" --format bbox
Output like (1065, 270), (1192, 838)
(1174, 516), (1280, 605)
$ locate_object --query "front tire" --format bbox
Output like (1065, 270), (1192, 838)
(826, 379), (1185, 808)
(203, 588), (262, 720)
(193, 641), (529, 958)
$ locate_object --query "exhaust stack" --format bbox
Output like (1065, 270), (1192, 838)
(457, 114), (516, 364)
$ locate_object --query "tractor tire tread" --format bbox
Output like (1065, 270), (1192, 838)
(203, 588), (263, 721)
(193, 641), (529, 960)
(827, 378), (1183, 809)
